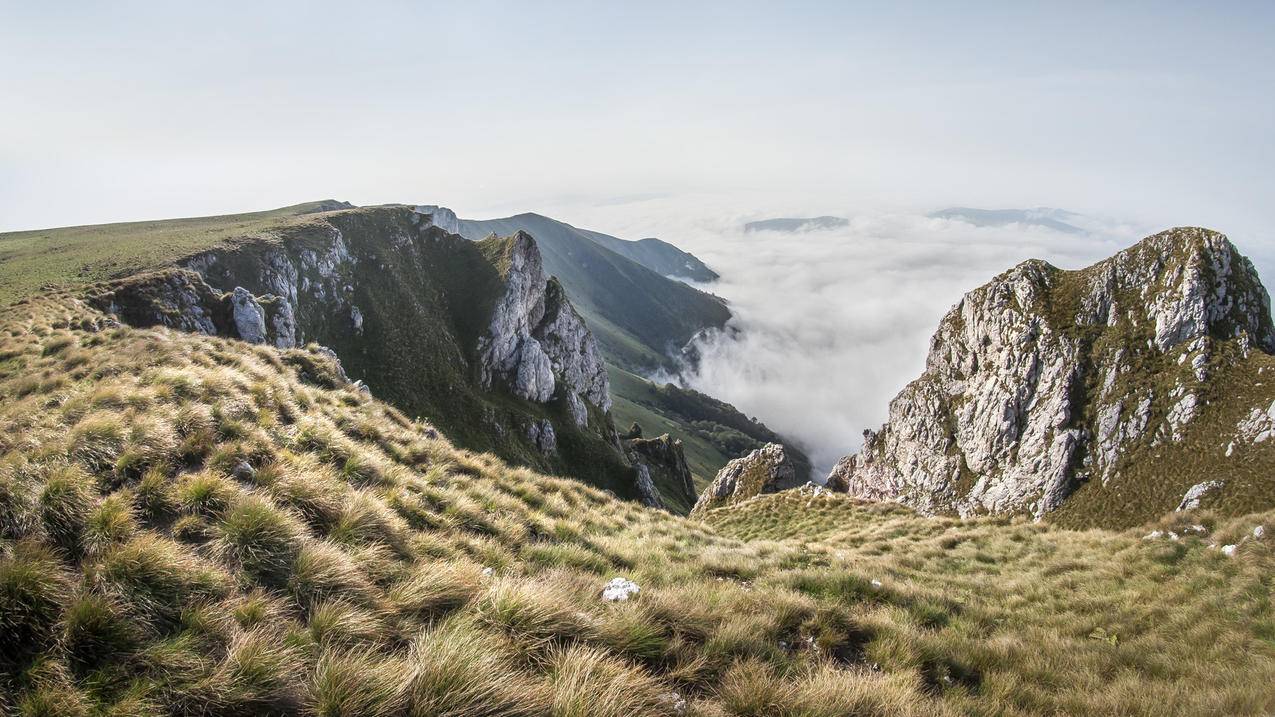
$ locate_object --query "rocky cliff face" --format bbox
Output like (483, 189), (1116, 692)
(624, 433), (697, 510)
(178, 211), (609, 429)
(84, 205), (639, 501)
(476, 232), (611, 427)
(415, 204), (461, 235)
(827, 227), (1275, 522)
(87, 270), (299, 349)
(691, 443), (801, 516)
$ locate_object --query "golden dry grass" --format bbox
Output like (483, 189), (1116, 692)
(0, 294), (1272, 715)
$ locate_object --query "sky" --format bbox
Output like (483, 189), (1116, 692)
(2, 2), (1273, 239)
(4, 1), (1275, 473)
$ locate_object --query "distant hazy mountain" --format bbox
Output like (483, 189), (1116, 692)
(929, 207), (1084, 234)
(585, 234), (718, 282)
(419, 206), (716, 282)
(434, 210), (730, 373)
(743, 216), (849, 233)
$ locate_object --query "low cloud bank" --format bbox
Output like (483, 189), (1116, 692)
(541, 197), (1150, 477)
(609, 202), (1145, 476)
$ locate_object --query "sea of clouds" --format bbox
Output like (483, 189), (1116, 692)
(549, 194), (1156, 477)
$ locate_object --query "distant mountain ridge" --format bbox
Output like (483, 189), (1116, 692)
(743, 216), (849, 233)
(585, 234), (718, 283)
(929, 207), (1084, 234)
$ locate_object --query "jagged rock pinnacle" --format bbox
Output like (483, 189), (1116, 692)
(827, 227), (1275, 519)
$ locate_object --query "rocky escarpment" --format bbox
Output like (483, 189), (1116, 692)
(89, 271), (298, 350)
(691, 443), (801, 516)
(476, 231), (610, 427)
(624, 432), (697, 512)
(84, 205), (641, 502)
(827, 227), (1275, 524)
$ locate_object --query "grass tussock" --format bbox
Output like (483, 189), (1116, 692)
(407, 616), (548, 716)
(0, 296), (1273, 715)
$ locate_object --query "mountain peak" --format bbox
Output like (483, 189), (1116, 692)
(829, 227), (1275, 526)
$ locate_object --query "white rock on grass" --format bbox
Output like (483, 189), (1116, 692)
(1254, 525), (1266, 539)
(602, 577), (640, 602)
(1176, 480), (1224, 511)
(1221, 544), (1238, 557)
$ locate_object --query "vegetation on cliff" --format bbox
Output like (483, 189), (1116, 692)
(608, 366), (813, 489)
(831, 227), (1275, 527)
(1, 201), (801, 510)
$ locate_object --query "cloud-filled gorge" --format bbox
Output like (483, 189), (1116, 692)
(566, 199), (1147, 477)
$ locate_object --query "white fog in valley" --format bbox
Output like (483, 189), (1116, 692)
(541, 196), (1161, 475)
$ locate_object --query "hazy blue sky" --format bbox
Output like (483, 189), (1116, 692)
(2, 1), (1273, 244)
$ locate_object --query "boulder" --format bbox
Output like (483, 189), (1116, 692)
(691, 443), (800, 516)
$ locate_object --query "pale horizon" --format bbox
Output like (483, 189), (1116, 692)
(3, 2), (1274, 245)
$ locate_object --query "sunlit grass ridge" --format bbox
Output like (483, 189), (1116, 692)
(0, 293), (1272, 715)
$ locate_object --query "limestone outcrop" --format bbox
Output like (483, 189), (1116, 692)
(827, 227), (1275, 519)
(87, 270), (296, 348)
(477, 232), (611, 427)
(624, 433), (696, 510)
(691, 443), (801, 516)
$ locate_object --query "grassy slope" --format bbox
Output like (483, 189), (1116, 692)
(1, 202), (760, 499)
(703, 491), (1275, 716)
(2, 298), (1273, 716)
(1, 203), (640, 502)
(0, 201), (350, 306)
